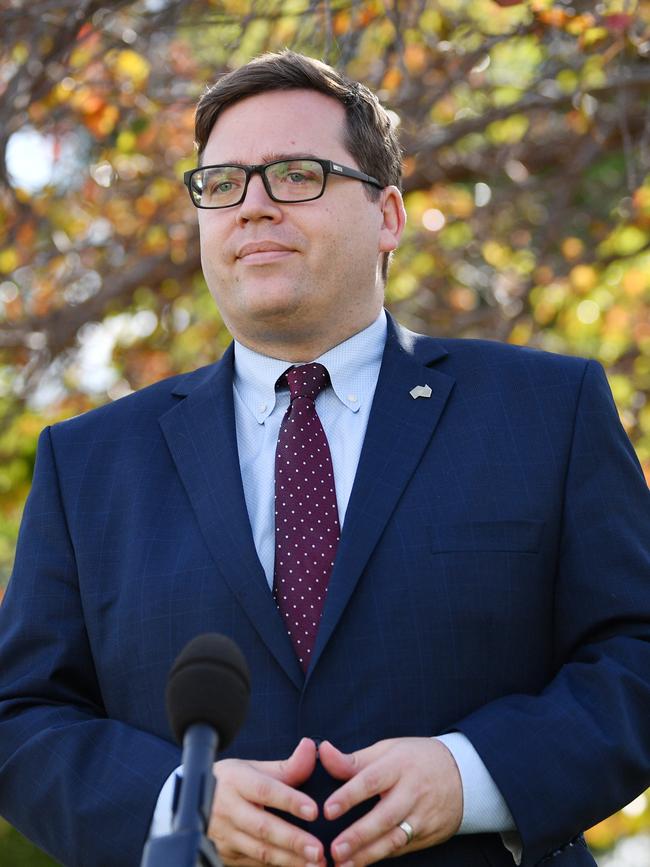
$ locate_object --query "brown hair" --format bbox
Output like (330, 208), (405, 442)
(194, 50), (403, 280)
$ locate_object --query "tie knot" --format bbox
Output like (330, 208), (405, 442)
(282, 363), (330, 402)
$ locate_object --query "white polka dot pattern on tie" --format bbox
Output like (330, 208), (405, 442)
(273, 363), (340, 671)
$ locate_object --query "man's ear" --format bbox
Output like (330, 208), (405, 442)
(378, 185), (407, 253)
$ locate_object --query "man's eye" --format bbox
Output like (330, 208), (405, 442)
(208, 179), (237, 194)
(286, 171), (311, 183)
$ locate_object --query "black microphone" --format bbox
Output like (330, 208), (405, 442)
(140, 633), (251, 867)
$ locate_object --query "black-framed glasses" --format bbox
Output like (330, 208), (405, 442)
(183, 157), (383, 209)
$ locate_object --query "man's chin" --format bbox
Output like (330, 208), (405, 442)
(240, 292), (309, 324)
(230, 304), (326, 353)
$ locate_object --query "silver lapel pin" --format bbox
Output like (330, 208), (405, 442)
(410, 384), (432, 399)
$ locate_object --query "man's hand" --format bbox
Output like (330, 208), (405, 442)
(208, 737), (325, 867)
(319, 737), (463, 866)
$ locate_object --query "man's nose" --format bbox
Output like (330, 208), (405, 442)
(236, 172), (282, 223)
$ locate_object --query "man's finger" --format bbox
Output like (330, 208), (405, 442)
(231, 764), (318, 821)
(249, 736), (318, 789)
(217, 799), (325, 867)
(319, 739), (392, 782)
(317, 740), (358, 781)
(329, 790), (409, 863)
(237, 738), (318, 820)
(323, 755), (396, 820)
(332, 821), (411, 867)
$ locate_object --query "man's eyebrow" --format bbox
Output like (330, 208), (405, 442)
(260, 152), (320, 163)
(203, 152), (322, 167)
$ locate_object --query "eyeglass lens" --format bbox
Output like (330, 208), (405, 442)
(191, 159), (325, 207)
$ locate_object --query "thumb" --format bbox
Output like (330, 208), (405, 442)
(248, 737), (317, 784)
(318, 740), (364, 781)
(275, 736), (318, 787)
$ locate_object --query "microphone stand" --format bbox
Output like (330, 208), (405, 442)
(140, 724), (222, 867)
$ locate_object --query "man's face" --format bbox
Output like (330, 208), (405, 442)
(196, 89), (404, 358)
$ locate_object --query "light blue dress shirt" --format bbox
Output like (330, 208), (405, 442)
(152, 310), (519, 860)
(233, 309), (385, 588)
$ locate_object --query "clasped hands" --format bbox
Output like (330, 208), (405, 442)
(208, 736), (463, 867)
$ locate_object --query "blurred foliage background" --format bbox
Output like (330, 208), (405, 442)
(1, 0), (649, 863)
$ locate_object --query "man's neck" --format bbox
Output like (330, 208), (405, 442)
(231, 313), (384, 363)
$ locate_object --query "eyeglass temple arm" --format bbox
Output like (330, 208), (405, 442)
(327, 161), (383, 189)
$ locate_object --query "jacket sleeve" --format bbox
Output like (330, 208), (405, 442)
(0, 426), (181, 867)
(454, 360), (650, 866)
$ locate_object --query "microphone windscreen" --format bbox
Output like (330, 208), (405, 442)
(166, 633), (251, 751)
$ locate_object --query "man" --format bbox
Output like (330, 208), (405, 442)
(0, 50), (649, 867)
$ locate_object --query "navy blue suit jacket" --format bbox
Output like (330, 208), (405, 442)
(1, 316), (649, 867)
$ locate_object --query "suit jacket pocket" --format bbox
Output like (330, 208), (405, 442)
(431, 520), (544, 554)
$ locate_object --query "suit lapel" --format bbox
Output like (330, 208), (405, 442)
(308, 318), (455, 677)
(159, 345), (303, 690)
(158, 319), (454, 688)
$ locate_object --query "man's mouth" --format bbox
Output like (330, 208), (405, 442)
(236, 241), (296, 263)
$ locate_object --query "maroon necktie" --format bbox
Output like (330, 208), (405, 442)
(273, 363), (340, 670)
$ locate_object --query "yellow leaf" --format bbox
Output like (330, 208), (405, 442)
(117, 130), (137, 153)
(599, 226), (648, 257)
(581, 26), (609, 48)
(562, 237), (584, 260)
(487, 115), (529, 145)
(70, 45), (92, 69)
(556, 69), (578, 93)
(449, 190), (474, 219)
(386, 271), (417, 301)
(482, 240), (511, 268)
(0, 248), (19, 274)
(149, 178), (174, 203)
(622, 269), (649, 297)
(633, 184), (650, 217)
(508, 321), (533, 345)
(581, 56), (607, 89)
(221, 0), (251, 12)
(52, 80), (75, 104)
(533, 299), (557, 326)
(419, 8), (443, 33)
(113, 50), (151, 86)
(570, 264), (598, 292)
(492, 87), (524, 108)
(12, 43), (28, 64)
(566, 13), (596, 35)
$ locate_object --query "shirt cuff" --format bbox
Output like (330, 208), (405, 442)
(435, 732), (522, 864)
(149, 765), (182, 838)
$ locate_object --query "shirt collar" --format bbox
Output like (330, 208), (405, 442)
(233, 309), (387, 424)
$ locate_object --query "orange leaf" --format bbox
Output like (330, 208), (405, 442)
(382, 67), (402, 91)
(333, 11), (350, 35)
(537, 8), (569, 27)
(404, 43), (428, 75)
